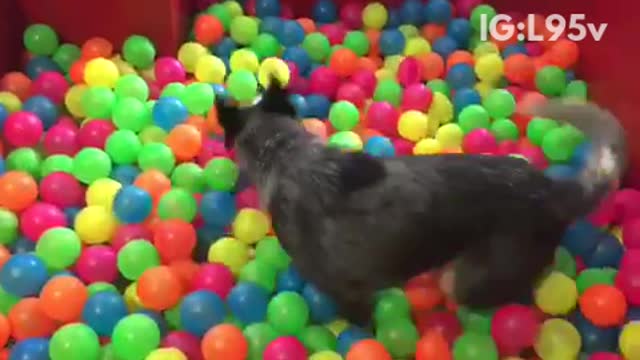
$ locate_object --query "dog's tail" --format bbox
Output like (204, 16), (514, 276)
(528, 100), (627, 220)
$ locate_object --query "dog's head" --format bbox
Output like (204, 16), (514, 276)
(216, 77), (297, 149)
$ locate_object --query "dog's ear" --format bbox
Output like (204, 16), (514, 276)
(259, 77), (296, 118)
(215, 98), (245, 149)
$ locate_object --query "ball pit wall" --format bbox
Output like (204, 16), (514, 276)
(2, 0), (640, 186)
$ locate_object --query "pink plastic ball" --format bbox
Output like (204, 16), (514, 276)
(397, 57), (423, 87)
(392, 138), (414, 156)
(614, 189), (640, 223)
(154, 57), (187, 85)
(336, 82), (366, 109)
(43, 123), (79, 155)
(340, 2), (364, 29)
(74, 245), (118, 283)
(588, 192), (616, 227)
(620, 250), (640, 271)
(31, 71), (69, 104)
(589, 353), (624, 360)
(56, 115), (78, 129)
(367, 102), (399, 137)
(401, 83), (433, 112)
(285, 61), (299, 80)
(497, 139), (518, 156)
(463, 129), (498, 154)
(39, 172), (85, 208)
(78, 119), (116, 149)
(524, 43), (543, 57)
(3, 111), (44, 147)
(236, 186), (260, 209)
(319, 23), (346, 45)
(197, 139), (228, 167)
(288, 77), (310, 96)
(112, 224), (153, 252)
(162, 331), (203, 360)
(455, 0), (482, 18)
(309, 66), (340, 98)
(616, 265), (640, 306)
(191, 263), (235, 298)
(263, 336), (308, 360)
(416, 311), (462, 345)
(19, 202), (67, 242)
(491, 304), (540, 355)
(518, 141), (548, 169)
(350, 69), (377, 97)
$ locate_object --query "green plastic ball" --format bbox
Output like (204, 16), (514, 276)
(458, 104), (490, 134)
(115, 74), (150, 101)
(207, 4), (232, 30)
(374, 288), (411, 325)
(227, 70), (258, 103)
(536, 66), (567, 97)
(73, 148), (112, 184)
(563, 80), (588, 101)
(24, 23), (59, 56)
(164, 304), (181, 329)
(453, 332), (499, 360)
(35, 227), (82, 270)
(161, 83), (186, 99)
(230, 16), (259, 45)
(105, 130), (143, 165)
(300, 326), (337, 353)
(526, 117), (559, 146)
(157, 188), (198, 222)
(457, 307), (494, 334)
(470, 5), (497, 32)
(113, 97), (150, 132)
(0, 286), (18, 315)
(554, 246), (577, 279)
(482, 89), (516, 118)
(0, 209), (18, 245)
(7, 148), (41, 178)
(343, 31), (370, 57)
(53, 43), (81, 72)
(203, 157), (239, 191)
(267, 291), (310, 335)
(40, 155), (73, 177)
(255, 236), (291, 272)
(376, 318), (419, 359)
(171, 162), (205, 193)
(82, 86), (115, 119)
(49, 323), (101, 360)
(427, 79), (451, 97)
(374, 79), (403, 106)
(250, 33), (282, 60)
(111, 314), (161, 360)
(239, 259), (278, 292)
(88, 282), (119, 297)
(328, 101), (360, 131)
(122, 35), (156, 69)
(302, 33), (331, 62)
(490, 118), (519, 141)
(137, 142), (176, 175)
(327, 131), (363, 152)
(576, 268), (617, 294)
(541, 127), (576, 163)
(117, 240), (161, 281)
(244, 323), (279, 360)
(181, 82), (215, 115)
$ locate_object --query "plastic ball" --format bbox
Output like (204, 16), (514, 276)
(82, 291), (128, 336)
(74, 205), (117, 244)
(40, 275), (88, 323)
(204, 157), (239, 191)
(155, 57), (187, 85)
(146, 348), (188, 360)
(258, 57), (291, 88)
(534, 318), (581, 360)
(264, 336), (308, 360)
(302, 32), (332, 62)
(122, 35), (156, 69)
(227, 70), (259, 103)
(227, 282), (269, 324)
(24, 23), (59, 55)
(397, 110), (428, 142)
(230, 16), (259, 45)
(491, 304), (539, 355)
(362, 2), (388, 30)
(11, 337), (50, 359)
(535, 271), (578, 316)
(117, 240), (160, 280)
(452, 332), (498, 360)
(3, 111), (43, 147)
(84, 57), (119, 88)
(579, 284), (627, 326)
(72, 147), (112, 184)
(572, 311), (619, 354)
(180, 290), (226, 337)
(75, 245), (118, 283)
(268, 291), (310, 335)
(112, 314), (161, 360)
(463, 129), (497, 154)
(0, 253), (48, 297)
(536, 65), (567, 96)
(619, 322), (640, 360)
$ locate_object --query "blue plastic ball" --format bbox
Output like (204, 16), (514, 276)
(364, 136), (396, 157)
(25, 56), (61, 79)
(64, 207), (81, 225)
(303, 283), (338, 323)
(199, 191), (237, 228)
(572, 311), (619, 354)
(137, 309), (169, 336)
(255, 0), (281, 18)
(111, 164), (141, 185)
(447, 18), (472, 47)
(502, 43), (528, 58)
(211, 83), (229, 101)
(282, 46), (311, 75)
(227, 282), (270, 325)
(288, 94), (308, 118)
(0, 104), (7, 128)
(583, 233), (624, 268)
(432, 36), (458, 59)
(113, 185), (153, 224)
(561, 220), (601, 258)
(277, 266), (305, 293)
(82, 292), (128, 336)
(453, 88), (482, 113)
(305, 94), (331, 119)
(180, 290), (227, 337)
(279, 20), (305, 47)
(259, 16), (285, 35)
(10, 337), (50, 360)
(336, 326), (372, 356)
(544, 164), (579, 181)
(446, 63), (476, 90)
(313, 0), (337, 23)
(379, 29), (406, 56)
(0, 253), (49, 297)
(22, 96), (59, 130)
(423, 0), (453, 24)
(152, 97), (189, 131)
(214, 37), (237, 58)
(400, 0), (423, 25)
(11, 236), (35, 254)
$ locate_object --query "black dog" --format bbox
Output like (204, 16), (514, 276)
(215, 79), (627, 325)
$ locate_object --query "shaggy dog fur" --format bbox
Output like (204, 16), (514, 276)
(215, 80), (627, 325)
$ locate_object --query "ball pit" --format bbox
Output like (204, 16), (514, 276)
(0, 0), (639, 359)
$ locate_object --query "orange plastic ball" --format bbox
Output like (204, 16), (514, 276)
(329, 48), (359, 78)
(0, 349), (8, 360)
(169, 259), (200, 290)
(39, 276), (88, 323)
(69, 59), (87, 84)
(134, 170), (172, 200)
(421, 24), (447, 43)
(302, 118), (327, 139)
(82, 37), (113, 59)
(0, 314), (9, 348)
(405, 283), (444, 313)
(415, 331), (452, 360)
(415, 52), (445, 81)
(579, 285), (627, 327)
(8, 298), (57, 340)
(194, 15), (225, 46)
(546, 39), (579, 69)
(297, 18), (316, 34)
(206, 106), (224, 135)
(446, 50), (474, 70)
(0, 72), (31, 100)
(137, 266), (183, 311)
(166, 124), (203, 161)
(504, 54), (536, 86)
(346, 339), (392, 360)
(0, 171), (38, 212)
(201, 324), (248, 360)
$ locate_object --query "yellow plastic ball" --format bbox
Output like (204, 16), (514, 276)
(258, 57), (291, 88)
(230, 48), (260, 73)
(74, 205), (118, 244)
(474, 53), (504, 84)
(398, 24), (419, 38)
(232, 208), (270, 245)
(374, 69), (394, 81)
(398, 110), (429, 142)
(140, 66), (156, 82)
(619, 321), (640, 360)
(139, 125), (167, 144)
(309, 351), (343, 360)
(111, 55), (137, 75)
(534, 271), (578, 316)
(208, 236), (250, 274)
(178, 42), (209, 73)
(64, 84), (88, 118)
(84, 57), (120, 88)
(384, 55), (404, 75)
(534, 318), (581, 360)
(85, 178), (122, 211)
(435, 123), (463, 150)
(195, 55), (227, 84)
(414, 138), (442, 155)
(473, 41), (500, 58)
(224, 0), (244, 17)
(145, 348), (188, 360)
(427, 92), (453, 124)
(426, 115), (440, 138)
(124, 282), (143, 312)
(475, 81), (495, 99)
(362, 2), (388, 30)
(404, 37), (431, 56)
(326, 319), (349, 336)
(0, 91), (21, 113)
